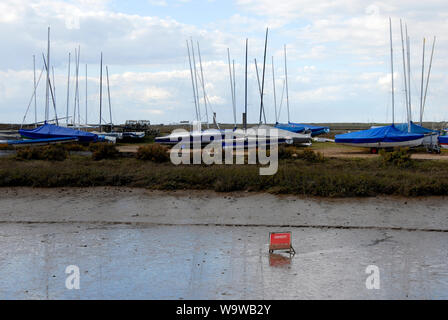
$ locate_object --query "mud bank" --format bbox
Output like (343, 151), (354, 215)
(0, 187), (447, 299)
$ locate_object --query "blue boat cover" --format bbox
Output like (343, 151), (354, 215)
(275, 122), (330, 136)
(335, 125), (424, 144)
(19, 124), (98, 142)
(439, 136), (448, 144)
(395, 121), (439, 135)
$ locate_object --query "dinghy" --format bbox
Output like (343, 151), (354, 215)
(275, 122), (330, 137)
(19, 123), (98, 143)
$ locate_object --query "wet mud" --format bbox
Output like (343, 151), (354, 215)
(0, 188), (447, 299)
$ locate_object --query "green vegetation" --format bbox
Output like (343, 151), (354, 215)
(136, 144), (170, 162)
(15, 144), (68, 161)
(0, 144), (14, 150)
(89, 143), (119, 160)
(277, 146), (325, 162)
(296, 149), (325, 162)
(379, 148), (413, 168)
(62, 143), (90, 152)
(2, 151), (448, 197)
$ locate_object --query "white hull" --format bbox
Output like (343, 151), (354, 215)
(244, 125), (311, 145)
(155, 125), (311, 146)
(441, 144), (448, 150)
(421, 133), (439, 146)
(339, 138), (424, 149)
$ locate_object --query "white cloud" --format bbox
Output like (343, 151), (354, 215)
(1, 0), (448, 124)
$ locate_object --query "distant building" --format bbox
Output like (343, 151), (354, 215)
(125, 120), (150, 126)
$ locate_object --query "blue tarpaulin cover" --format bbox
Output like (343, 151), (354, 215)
(19, 123), (98, 142)
(395, 121), (439, 135)
(275, 122), (330, 136)
(335, 125), (423, 144)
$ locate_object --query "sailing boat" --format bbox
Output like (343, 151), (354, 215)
(274, 45), (329, 137)
(156, 34), (303, 147)
(90, 54), (132, 142)
(394, 35), (439, 150)
(335, 18), (424, 153)
(19, 27), (99, 143)
(248, 29), (311, 146)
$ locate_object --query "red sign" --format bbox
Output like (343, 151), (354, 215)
(269, 232), (292, 251)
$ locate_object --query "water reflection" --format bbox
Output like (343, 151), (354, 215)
(269, 253), (293, 267)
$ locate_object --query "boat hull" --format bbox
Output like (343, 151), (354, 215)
(439, 136), (448, 149)
(155, 126), (310, 147)
(6, 137), (78, 147)
(338, 138), (424, 149)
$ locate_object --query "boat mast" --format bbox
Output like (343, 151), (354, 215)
(420, 38), (426, 125)
(45, 26), (50, 123)
(21, 65), (45, 128)
(42, 53), (58, 125)
(106, 66), (112, 128)
(227, 48), (236, 128)
(284, 44), (290, 123)
(254, 58), (266, 124)
(233, 59), (237, 128)
(52, 66), (56, 117)
(77, 47), (81, 126)
(196, 42), (209, 128)
(33, 55), (37, 127)
(406, 25), (412, 131)
(85, 64), (88, 126)
(422, 36), (436, 121)
(186, 41), (199, 122)
(99, 52), (103, 132)
(259, 28), (268, 125)
(400, 20), (409, 131)
(244, 38), (248, 131)
(191, 39), (202, 124)
(389, 18), (395, 125)
(66, 52), (71, 126)
(73, 47), (80, 127)
(272, 56), (278, 124)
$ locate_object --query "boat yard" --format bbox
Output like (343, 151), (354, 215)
(1, 4), (448, 303)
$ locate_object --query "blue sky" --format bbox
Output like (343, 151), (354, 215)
(1, 0), (448, 125)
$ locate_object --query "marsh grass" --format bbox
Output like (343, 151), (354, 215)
(2, 155), (448, 197)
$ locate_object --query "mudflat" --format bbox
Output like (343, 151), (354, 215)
(0, 187), (447, 299)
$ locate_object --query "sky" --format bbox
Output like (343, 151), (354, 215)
(1, 0), (448, 125)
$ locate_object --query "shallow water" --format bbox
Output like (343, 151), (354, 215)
(0, 188), (447, 299)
